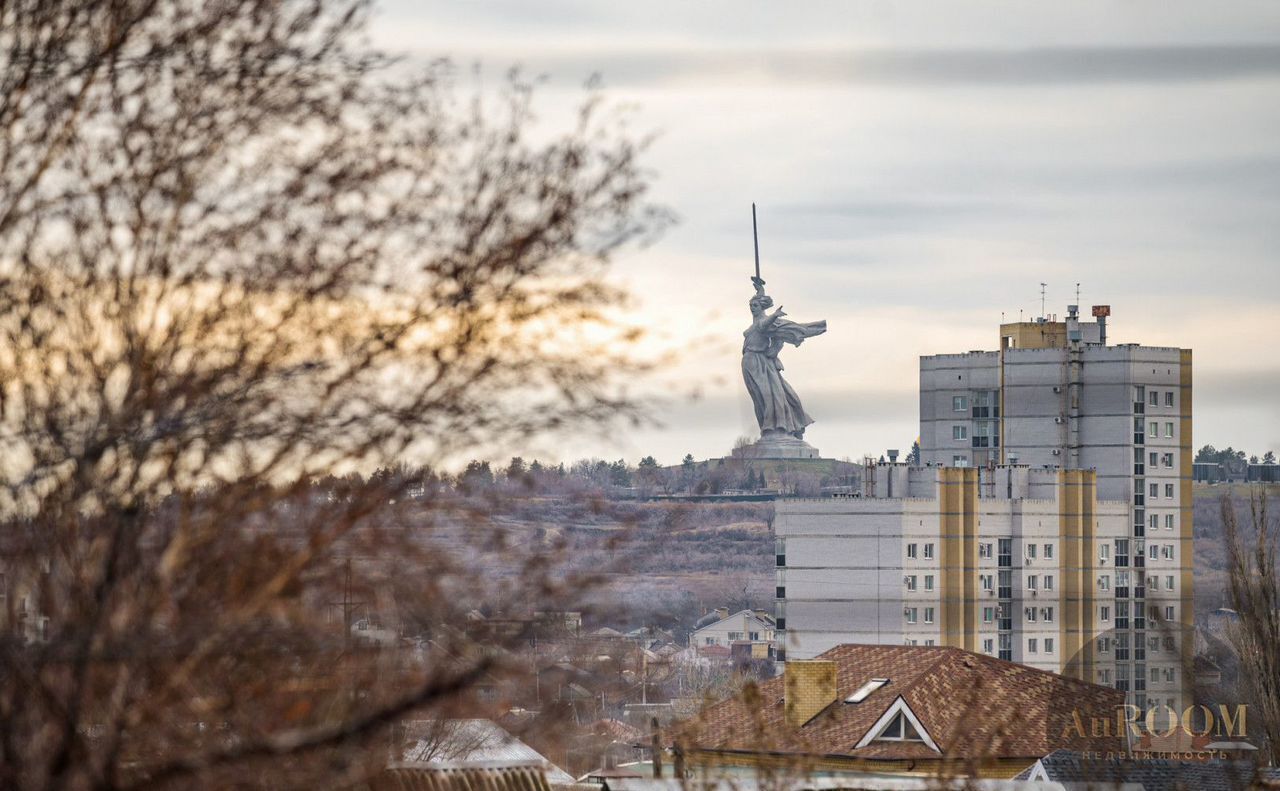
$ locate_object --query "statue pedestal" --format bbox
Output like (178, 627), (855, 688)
(732, 431), (821, 460)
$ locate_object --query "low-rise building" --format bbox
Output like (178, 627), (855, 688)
(670, 645), (1128, 780)
(688, 609), (775, 654)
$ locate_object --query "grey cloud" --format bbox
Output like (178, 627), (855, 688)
(482, 45), (1280, 87)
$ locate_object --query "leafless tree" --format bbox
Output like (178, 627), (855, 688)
(0, 1), (668, 788)
(1222, 489), (1280, 765)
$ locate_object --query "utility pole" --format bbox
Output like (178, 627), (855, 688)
(328, 558), (365, 652)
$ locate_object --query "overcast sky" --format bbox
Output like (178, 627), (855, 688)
(371, 1), (1280, 466)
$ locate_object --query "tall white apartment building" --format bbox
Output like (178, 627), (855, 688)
(776, 465), (1135, 690)
(916, 305), (1192, 714)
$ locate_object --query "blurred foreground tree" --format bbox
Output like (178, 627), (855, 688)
(0, 0), (667, 788)
(1222, 491), (1280, 765)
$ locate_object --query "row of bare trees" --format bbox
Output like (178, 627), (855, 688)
(0, 1), (670, 789)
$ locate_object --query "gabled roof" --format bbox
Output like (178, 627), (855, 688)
(691, 610), (775, 635)
(672, 645), (1127, 761)
(401, 719), (576, 785)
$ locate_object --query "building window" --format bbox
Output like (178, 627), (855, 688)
(1162, 452), (1174, 467)
(1099, 574), (1109, 591)
(1043, 606), (1054, 622)
(907, 543), (918, 559)
(1028, 638), (1038, 653)
(1027, 575), (1037, 590)
(1149, 482), (1159, 498)
(983, 606), (995, 623)
(953, 425), (968, 440)
(953, 455), (968, 467)
(1165, 514), (1174, 530)
(983, 638), (993, 653)
(923, 543), (934, 560)
(1116, 634), (1130, 660)
(1149, 544), (1159, 560)
(1165, 422), (1174, 438)
(1043, 543), (1053, 559)
(1100, 606), (1111, 621)
(1098, 636), (1111, 653)
(924, 607), (934, 624)
(1165, 575), (1175, 591)
(1165, 483), (1174, 498)
(1025, 606), (1037, 622)
(1165, 606), (1175, 621)
(905, 608), (917, 624)
(905, 575), (917, 591)
(979, 543), (992, 558)
(1044, 574), (1054, 591)
(874, 711), (926, 743)
(980, 574), (993, 591)
(1026, 543), (1036, 559)
(1162, 544), (1174, 560)
(1149, 390), (1159, 406)
(1149, 421), (1158, 437)
(1045, 638), (1054, 654)
(1099, 543), (1110, 561)
(953, 395), (968, 411)
(1165, 391), (1174, 407)
(728, 631), (744, 640)
(924, 575), (934, 592)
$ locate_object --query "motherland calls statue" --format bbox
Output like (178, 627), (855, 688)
(736, 205), (827, 459)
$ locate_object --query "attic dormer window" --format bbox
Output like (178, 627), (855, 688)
(855, 695), (941, 753)
(875, 711), (924, 742)
(844, 678), (889, 704)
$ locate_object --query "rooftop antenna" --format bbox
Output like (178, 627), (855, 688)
(1075, 282), (1081, 305)
(1039, 283), (1047, 319)
(752, 203), (761, 281)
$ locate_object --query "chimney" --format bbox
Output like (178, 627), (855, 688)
(784, 660), (838, 727)
(1092, 305), (1110, 345)
(714, 606), (729, 620)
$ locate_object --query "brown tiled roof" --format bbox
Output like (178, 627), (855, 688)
(672, 645), (1127, 761)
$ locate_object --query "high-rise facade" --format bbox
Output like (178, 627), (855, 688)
(917, 305), (1192, 714)
(775, 466), (1131, 690)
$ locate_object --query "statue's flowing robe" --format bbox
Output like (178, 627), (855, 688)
(741, 317), (827, 436)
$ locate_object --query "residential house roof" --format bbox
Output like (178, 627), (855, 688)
(400, 719), (577, 785)
(672, 645), (1128, 762)
(690, 610), (775, 635)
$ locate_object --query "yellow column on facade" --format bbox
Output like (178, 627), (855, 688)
(1058, 468), (1097, 682)
(1179, 350), (1195, 692)
(939, 467), (978, 651)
